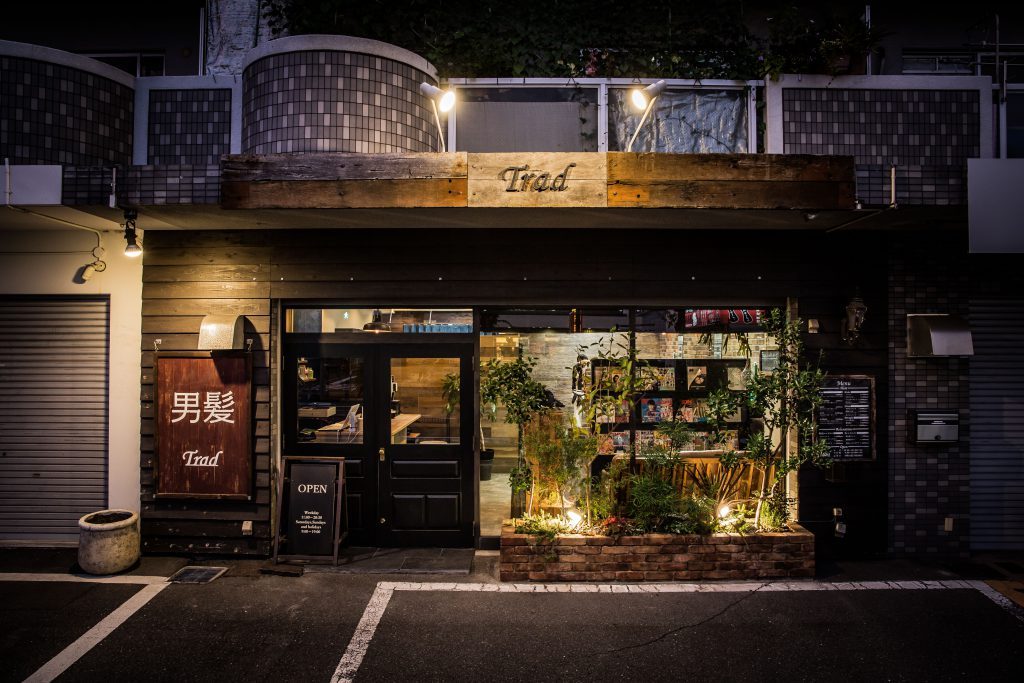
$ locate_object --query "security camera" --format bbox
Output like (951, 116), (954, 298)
(82, 263), (97, 281)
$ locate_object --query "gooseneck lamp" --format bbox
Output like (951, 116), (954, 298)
(419, 82), (456, 152)
(626, 80), (667, 152)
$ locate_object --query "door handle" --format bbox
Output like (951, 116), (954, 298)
(379, 448), (385, 462)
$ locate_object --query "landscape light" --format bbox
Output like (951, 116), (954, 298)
(630, 80), (667, 111)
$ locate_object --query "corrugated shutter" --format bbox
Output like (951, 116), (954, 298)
(0, 296), (109, 544)
(970, 298), (1024, 550)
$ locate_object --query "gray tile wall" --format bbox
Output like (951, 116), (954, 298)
(148, 89), (232, 165)
(62, 165), (220, 205)
(242, 50), (439, 154)
(783, 88), (981, 206)
(0, 56), (133, 166)
(887, 240), (970, 557)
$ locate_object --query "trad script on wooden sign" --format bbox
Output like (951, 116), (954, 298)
(155, 352), (253, 499)
(467, 152), (608, 208)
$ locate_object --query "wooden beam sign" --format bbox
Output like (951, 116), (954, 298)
(221, 152), (855, 211)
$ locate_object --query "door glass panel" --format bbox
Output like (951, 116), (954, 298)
(390, 357), (461, 445)
(296, 356), (364, 444)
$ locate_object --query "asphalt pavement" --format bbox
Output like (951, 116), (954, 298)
(1, 548), (1023, 683)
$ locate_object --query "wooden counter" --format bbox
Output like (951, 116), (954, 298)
(314, 413), (422, 443)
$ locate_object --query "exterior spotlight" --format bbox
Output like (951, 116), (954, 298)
(420, 82), (455, 152)
(630, 80), (667, 111)
(718, 504), (731, 519)
(123, 208), (142, 258)
(626, 80), (668, 152)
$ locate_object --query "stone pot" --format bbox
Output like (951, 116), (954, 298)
(78, 509), (140, 575)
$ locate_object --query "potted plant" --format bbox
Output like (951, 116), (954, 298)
(480, 355), (550, 516)
(77, 509), (140, 575)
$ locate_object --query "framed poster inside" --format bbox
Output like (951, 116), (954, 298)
(155, 351), (253, 499)
(274, 456), (347, 564)
(817, 375), (876, 461)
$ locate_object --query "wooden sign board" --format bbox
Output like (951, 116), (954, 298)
(817, 375), (875, 461)
(220, 152), (855, 211)
(467, 152), (607, 208)
(274, 456), (347, 564)
(155, 352), (253, 499)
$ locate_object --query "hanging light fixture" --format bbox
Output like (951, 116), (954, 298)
(122, 208), (142, 258)
(626, 80), (667, 152)
(420, 82), (455, 152)
(362, 309), (392, 333)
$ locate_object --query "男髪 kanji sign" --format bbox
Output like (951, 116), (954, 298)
(155, 352), (252, 499)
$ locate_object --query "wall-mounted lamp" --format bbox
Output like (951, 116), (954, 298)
(79, 246), (107, 282)
(123, 208), (142, 258)
(419, 82), (455, 152)
(626, 80), (667, 152)
(842, 294), (867, 344)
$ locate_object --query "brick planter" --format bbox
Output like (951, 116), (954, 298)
(499, 523), (815, 582)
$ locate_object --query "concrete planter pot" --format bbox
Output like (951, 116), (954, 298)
(78, 509), (140, 575)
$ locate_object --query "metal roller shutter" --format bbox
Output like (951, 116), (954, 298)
(0, 296), (109, 544)
(970, 298), (1024, 550)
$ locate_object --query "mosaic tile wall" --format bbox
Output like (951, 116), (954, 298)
(887, 238), (971, 557)
(783, 88), (981, 206)
(148, 89), (232, 165)
(242, 50), (439, 154)
(62, 165), (220, 205)
(0, 56), (133, 166)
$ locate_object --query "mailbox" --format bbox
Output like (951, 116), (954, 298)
(913, 411), (959, 443)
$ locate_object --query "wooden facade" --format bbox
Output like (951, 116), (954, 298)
(139, 226), (890, 556)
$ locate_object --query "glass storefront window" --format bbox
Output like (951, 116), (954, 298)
(286, 308), (472, 334)
(296, 355), (365, 444)
(390, 357), (461, 445)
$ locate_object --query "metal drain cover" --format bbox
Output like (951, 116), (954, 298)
(169, 566), (228, 584)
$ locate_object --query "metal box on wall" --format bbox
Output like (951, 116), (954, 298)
(912, 411), (959, 443)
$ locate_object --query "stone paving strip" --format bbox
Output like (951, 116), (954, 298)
(0, 573), (168, 585)
(330, 578), (1024, 683)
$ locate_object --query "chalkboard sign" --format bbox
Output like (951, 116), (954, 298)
(817, 375), (875, 461)
(274, 456), (346, 564)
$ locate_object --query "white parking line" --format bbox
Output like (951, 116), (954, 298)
(0, 573), (168, 585)
(331, 578), (1024, 681)
(22, 582), (169, 683)
(330, 583), (395, 683)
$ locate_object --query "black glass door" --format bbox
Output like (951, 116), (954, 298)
(285, 342), (474, 547)
(376, 345), (474, 547)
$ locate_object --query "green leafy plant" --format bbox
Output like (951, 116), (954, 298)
(440, 372), (460, 416)
(480, 355), (550, 503)
(528, 420), (599, 518)
(577, 333), (646, 442)
(508, 463), (533, 494)
(708, 308), (830, 528)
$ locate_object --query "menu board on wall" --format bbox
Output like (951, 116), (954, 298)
(155, 352), (253, 499)
(817, 375), (875, 461)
